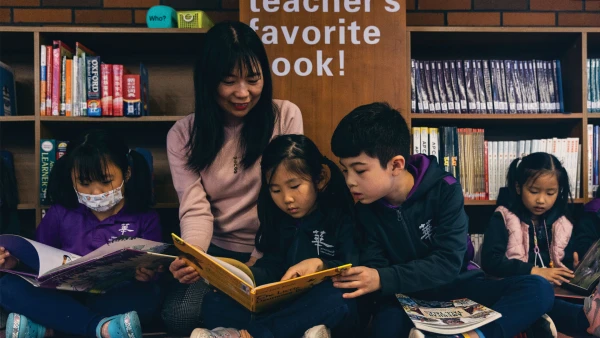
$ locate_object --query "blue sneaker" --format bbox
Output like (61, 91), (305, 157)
(95, 311), (142, 338)
(5, 313), (45, 338)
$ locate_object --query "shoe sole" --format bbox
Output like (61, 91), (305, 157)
(190, 328), (213, 338)
(303, 325), (331, 338)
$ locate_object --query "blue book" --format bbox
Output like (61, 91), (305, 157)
(554, 60), (564, 113)
(0, 61), (16, 116)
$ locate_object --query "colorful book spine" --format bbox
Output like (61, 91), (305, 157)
(101, 63), (113, 116)
(60, 56), (67, 116)
(113, 65), (124, 117)
(40, 45), (46, 114)
(65, 59), (72, 116)
(140, 64), (149, 116)
(57, 141), (68, 159)
(124, 74), (141, 117)
(40, 139), (56, 205)
(45, 45), (52, 116)
(52, 41), (73, 116)
(86, 56), (101, 117)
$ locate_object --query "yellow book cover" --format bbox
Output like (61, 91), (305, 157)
(171, 234), (351, 313)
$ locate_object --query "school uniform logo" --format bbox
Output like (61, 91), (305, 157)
(312, 230), (335, 256)
(118, 223), (134, 235)
(420, 219), (433, 241)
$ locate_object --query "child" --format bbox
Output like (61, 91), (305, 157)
(572, 188), (600, 259)
(191, 134), (359, 338)
(0, 130), (163, 338)
(330, 102), (554, 338)
(482, 152), (600, 337)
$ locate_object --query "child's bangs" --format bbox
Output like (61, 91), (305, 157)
(71, 151), (111, 183)
(524, 168), (558, 186)
(282, 158), (313, 182)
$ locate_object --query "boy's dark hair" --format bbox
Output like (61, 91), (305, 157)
(503, 152), (572, 219)
(255, 134), (355, 254)
(331, 102), (410, 168)
(48, 129), (153, 212)
(186, 21), (277, 173)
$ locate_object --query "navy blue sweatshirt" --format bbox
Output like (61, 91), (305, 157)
(358, 154), (482, 297)
(250, 209), (358, 286)
(573, 198), (600, 258)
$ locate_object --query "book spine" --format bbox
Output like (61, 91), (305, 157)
(80, 56), (87, 116)
(429, 128), (439, 160)
(482, 60), (494, 113)
(420, 127), (429, 155)
(123, 74), (141, 116)
(416, 61), (429, 113)
(113, 65), (124, 117)
(57, 141), (68, 159)
(411, 59), (416, 113)
(515, 61), (524, 113)
(412, 127), (421, 154)
(504, 61), (516, 114)
(490, 60), (500, 114)
(554, 60), (563, 113)
(430, 61), (442, 113)
(588, 59), (592, 113)
(40, 45), (47, 115)
(449, 61), (462, 113)
(424, 61), (437, 113)
(72, 56), (78, 117)
(456, 61), (468, 113)
(52, 44), (60, 116)
(443, 61), (456, 113)
(65, 59), (72, 116)
(40, 139), (56, 205)
(101, 63), (113, 116)
(499, 60), (508, 113)
(465, 60), (477, 114)
(45, 45), (52, 116)
(60, 56), (67, 116)
(475, 60), (486, 114)
(436, 61), (448, 113)
(140, 64), (149, 116)
(86, 56), (101, 117)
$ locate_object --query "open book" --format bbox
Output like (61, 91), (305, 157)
(396, 294), (502, 335)
(172, 233), (351, 313)
(0, 235), (175, 293)
(563, 238), (600, 295)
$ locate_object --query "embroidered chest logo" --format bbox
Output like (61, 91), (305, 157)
(312, 230), (335, 256)
(419, 219), (433, 241)
(118, 223), (135, 235)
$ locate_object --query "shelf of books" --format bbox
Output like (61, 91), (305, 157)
(0, 27), (207, 236)
(407, 27), (597, 233)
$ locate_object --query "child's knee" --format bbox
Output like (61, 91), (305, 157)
(524, 275), (555, 313)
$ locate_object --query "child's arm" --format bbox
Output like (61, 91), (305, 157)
(572, 211), (600, 260)
(480, 212), (535, 277)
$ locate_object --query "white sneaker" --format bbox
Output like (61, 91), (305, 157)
(190, 327), (242, 338)
(303, 325), (331, 338)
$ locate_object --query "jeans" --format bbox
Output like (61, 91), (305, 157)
(0, 274), (161, 336)
(202, 280), (359, 338)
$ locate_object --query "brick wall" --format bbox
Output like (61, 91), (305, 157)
(408, 0), (600, 26)
(0, 0), (238, 26)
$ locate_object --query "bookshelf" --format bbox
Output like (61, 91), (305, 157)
(0, 27), (208, 237)
(406, 27), (600, 229)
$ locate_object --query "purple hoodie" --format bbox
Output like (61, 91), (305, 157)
(36, 204), (162, 256)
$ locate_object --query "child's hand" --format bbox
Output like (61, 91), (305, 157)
(169, 258), (200, 284)
(574, 252), (580, 269)
(332, 266), (381, 298)
(0, 247), (18, 270)
(531, 266), (574, 285)
(135, 265), (164, 282)
(245, 256), (258, 267)
(281, 258), (324, 281)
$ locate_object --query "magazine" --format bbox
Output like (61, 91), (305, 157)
(0, 235), (175, 293)
(396, 294), (502, 335)
(172, 233), (351, 313)
(563, 238), (600, 295)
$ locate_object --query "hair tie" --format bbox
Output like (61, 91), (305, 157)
(516, 158), (522, 168)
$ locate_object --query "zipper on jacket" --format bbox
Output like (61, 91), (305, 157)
(396, 206), (419, 255)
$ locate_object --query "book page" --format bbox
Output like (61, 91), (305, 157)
(0, 235), (80, 276)
(171, 234), (255, 311)
(252, 264), (351, 312)
(569, 238), (600, 291)
(213, 257), (254, 287)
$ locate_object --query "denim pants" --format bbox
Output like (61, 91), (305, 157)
(202, 280), (359, 338)
(369, 275), (555, 338)
(0, 274), (161, 336)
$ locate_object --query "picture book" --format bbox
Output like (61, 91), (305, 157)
(0, 235), (175, 293)
(563, 238), (600, 295)
(396, 294), (502, 335)
(171, 233), (351, 313)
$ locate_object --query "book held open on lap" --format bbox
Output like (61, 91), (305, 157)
(563, 238), (600, 295)
(171, 233), (351, 313)
(397, 294), (502, 335)
(0, 235), (175, 293)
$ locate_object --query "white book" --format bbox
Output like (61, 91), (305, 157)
(412, 127), (421, 155)
(420, 127), (429, 156)
(491, 141), (498, 200)
(429, 128), (440, 160)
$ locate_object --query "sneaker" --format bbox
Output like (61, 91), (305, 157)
(523, 314), (557, 338)
(303, 325), (331, 338)
(95, 311), (142, 338)
(5, 313), (45, 338)
(585, 283), (600, 337)
(190, 327), (242, 338)
(408, 328), (459, 338)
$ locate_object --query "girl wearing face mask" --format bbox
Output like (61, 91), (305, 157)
(0, 129), (161, 338)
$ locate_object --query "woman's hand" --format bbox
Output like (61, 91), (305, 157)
(135, 265), (164, 282)
(281, 258), (324, 281)
(0, 247), (18, 270)
(531, 266), (574, 285)
(245, 256), (258, 267)
(169, 258), (200, 284)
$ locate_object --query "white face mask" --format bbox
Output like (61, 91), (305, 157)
(75, 181), (125, 212)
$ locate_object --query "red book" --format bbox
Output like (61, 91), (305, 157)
(101, 63), (113, 116)
(52, 41), (73, 116)
(112, 65), (125, 117)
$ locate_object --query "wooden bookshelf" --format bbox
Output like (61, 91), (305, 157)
(0, 27), (206, 234)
